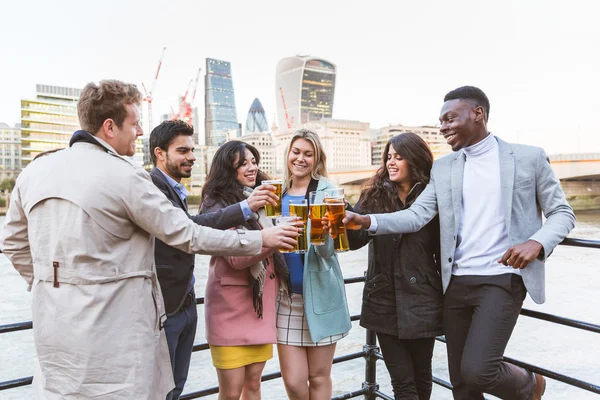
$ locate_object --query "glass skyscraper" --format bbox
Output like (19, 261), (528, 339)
(204, 58), (239, 146)
(275, 56), (336, 130)
(244, 98), (269, 134)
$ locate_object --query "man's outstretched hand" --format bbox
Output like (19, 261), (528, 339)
(261, 225), (299, 251)
(498, 240), (543, 269)
(342, 211), (371, 230)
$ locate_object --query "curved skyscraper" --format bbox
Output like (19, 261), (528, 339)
(245, 98), (269, 134)
(275, 56), (336, 131)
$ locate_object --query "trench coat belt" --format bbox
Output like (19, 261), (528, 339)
(33, 263), (156, 285)
(33, 263), (167, 330)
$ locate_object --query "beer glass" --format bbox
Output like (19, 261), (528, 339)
(308, 191), (327, 245)
(289, 199), (308, 254)
(262, 179), (282, 217)
(275, 214), (296, 253)
(325, 188), (350, 253)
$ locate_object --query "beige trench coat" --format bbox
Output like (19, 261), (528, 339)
(0, 137), (263, 399)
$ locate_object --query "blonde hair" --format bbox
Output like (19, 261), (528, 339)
(283, 129), (328, 191)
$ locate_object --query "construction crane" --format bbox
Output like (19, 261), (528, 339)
(141, 46), (166, 131)
(279, 87), (294, 129)
(173, 68), (201, 127)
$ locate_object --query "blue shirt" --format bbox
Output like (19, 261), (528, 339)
(282, 193), (306, 294)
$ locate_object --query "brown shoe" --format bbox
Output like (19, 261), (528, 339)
(531, 373), (546, 400)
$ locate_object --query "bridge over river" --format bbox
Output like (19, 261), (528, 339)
(329, 153), (600, 210)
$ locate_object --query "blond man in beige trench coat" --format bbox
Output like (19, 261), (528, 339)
(0, 80), (298, 400)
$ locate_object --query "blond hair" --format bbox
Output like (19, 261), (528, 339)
(282, 129), (328, 191)
(77, 80), (142, 134)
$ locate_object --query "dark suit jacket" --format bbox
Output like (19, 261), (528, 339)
(150, 167), (248, 316)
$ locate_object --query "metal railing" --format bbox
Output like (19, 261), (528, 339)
(1, 238), (600, 398)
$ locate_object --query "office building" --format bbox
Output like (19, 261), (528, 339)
(0, 123), (22, 181)
(275, 56), (336, 131)
(20, 84), (81, 166)
(372, 124), (452, 165)
(204, 58), (239, 146)
(274, 118), (371, 171)
(240, 132), (277, 177)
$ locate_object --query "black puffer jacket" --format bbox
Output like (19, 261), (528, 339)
(348, 183), (443, 339)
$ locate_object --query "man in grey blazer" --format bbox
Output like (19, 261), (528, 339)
(344, 86), (575, 400)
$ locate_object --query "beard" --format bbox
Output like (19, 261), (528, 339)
(165, 156), (192, 179)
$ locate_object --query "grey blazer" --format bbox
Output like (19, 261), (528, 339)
(373, 136), (575, 304)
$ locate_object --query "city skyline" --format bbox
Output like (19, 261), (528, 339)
(1, 0), (599, 155)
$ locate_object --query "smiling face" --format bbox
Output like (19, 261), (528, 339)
(386, 145), (413, 186)
(234, 148), (258, 187)
(111, 104), (143, 156)
(157, 134), (196, 182)
(439, 99), (487, 151)
(287, 138), (315, 181)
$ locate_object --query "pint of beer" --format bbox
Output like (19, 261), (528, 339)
(308, 191), (327, 246)
(289, 199), (308, 254)
(275, 215), (296, 253)
(262, 179), (282, 217)
(325, 189), (350, 253)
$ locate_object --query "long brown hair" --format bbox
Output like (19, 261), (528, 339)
(358, 132), (433, 213)
(201, 140), (262, 209)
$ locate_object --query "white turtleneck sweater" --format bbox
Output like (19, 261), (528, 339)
(453, 133), (518, 276)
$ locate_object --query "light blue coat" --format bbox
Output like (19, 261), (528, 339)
(301, 178), (352, 342)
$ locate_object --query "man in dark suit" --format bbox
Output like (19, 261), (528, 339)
(149, 120), (278, 399)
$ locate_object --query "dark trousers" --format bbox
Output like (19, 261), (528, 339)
(377, 332), (436, 400)
(444, 274), (536, 400)
(164, 295), (198, 400)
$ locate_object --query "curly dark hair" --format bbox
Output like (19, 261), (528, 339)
(201, 140), (266, 208)
(358, 132), (433, 213)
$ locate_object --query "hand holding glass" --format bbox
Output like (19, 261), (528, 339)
(288, 199), (308, 254)
(308, 191), (328, 246)
(262, 180), (282, 217)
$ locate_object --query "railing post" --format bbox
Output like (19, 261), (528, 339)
(362, 329), (379, 399)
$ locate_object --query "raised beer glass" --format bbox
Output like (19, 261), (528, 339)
(325, 188), (350, 253)
(275, 214), (296, 253)
(308, 191), (327, 246)
(262, 179), (282, 217)
(289, 199), (308, 254)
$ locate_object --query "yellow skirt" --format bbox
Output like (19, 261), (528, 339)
(210, 344), (273, 370)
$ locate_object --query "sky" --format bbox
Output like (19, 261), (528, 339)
(1, 0), (599, 154)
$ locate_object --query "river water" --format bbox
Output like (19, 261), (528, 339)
(0, 211), (599, 399)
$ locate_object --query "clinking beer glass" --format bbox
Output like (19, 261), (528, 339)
(275, 215), (296, 253)
(308, 191), (327, 246)
(325, 188), (350, 253)
(289, 199), (308, 254)
(262, 179), (282, 217)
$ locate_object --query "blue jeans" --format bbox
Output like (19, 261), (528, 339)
(164, 295), (198, 400)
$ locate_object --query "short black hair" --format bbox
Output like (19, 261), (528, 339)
(444, 86), (490, 121)
(149, 120), (194, 165)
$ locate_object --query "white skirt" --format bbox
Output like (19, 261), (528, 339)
(276, 292), (348, 347)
